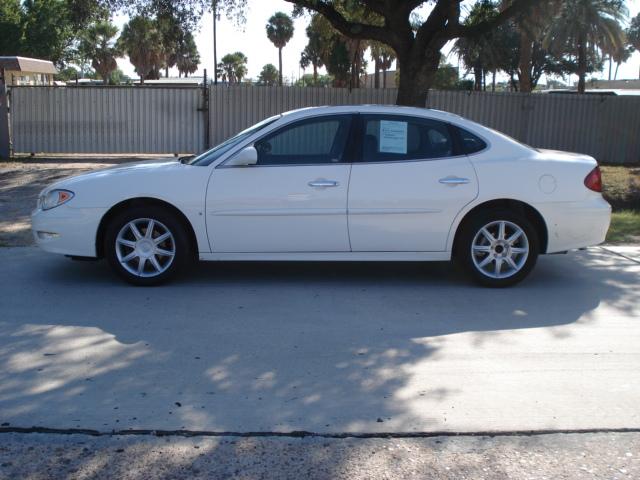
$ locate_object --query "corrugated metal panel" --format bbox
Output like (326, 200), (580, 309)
(10, 86), (205, 154)
(426, 90), (640, 164)
(208, 85), (398, 145)
(9, 85), (640, 163)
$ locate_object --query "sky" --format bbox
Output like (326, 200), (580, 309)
(115, 0), (640, 85)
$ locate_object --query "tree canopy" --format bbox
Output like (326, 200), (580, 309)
(117, 15), (165, 83)
(217, 51), (248, 84)
(78, 20), (121, 84)
(258, 63), (279, 86)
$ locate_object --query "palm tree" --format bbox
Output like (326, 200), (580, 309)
(300, 44), (323, 86)
(500, 0), (562, 93)
(217, 52), (248, 84)
(79, 21), (122, 85)
(258, 63), (279, 86)
(628, 13), (640, 78)
(266, 12), (294, 86)
(173, 32), (200, 78)
(118, 16), (165, 84)
(546, 0), (627, 93)
(370, 41), (396, 89)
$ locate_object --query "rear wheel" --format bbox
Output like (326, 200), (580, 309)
(456, 210), (539, 287)
(105, 206), (190, 286)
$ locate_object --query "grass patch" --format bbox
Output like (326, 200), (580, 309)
(606, 210), (640, 244)
(600, 166), (640, 211)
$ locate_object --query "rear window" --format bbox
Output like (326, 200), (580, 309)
(457, 128), (487, 154)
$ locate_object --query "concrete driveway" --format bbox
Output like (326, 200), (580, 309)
(0, 246), (638, 434)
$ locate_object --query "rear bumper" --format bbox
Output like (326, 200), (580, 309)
(31, 205), (107, 257)
(535, 197), (612, 254)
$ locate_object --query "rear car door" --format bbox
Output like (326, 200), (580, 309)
(347, 114), (479, 252)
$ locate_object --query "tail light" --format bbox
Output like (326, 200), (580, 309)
(584, 166), (602, 192)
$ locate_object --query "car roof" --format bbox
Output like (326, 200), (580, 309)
(280, 105), (463, 122)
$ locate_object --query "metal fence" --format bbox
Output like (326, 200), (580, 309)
(426, 90), (640, 165)
(10, 86), (205, 154)
(8, 85), (640, 164)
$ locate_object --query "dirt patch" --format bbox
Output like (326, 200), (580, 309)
(0, 158), (153, 246)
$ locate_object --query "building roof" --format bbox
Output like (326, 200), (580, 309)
(0, 56), (57, 74)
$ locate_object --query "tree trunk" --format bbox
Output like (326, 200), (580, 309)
(577, 38), (587, 94)
(473, 67), (482, 91)
(374, 59), (380, 89)
(278, 47), (283, 86)
(614, 62), (619, 80)
(313, 64), (318, 85)
(518, 28), (533, 93)
(165, 66), (169, 78)
(382, 68), (386, 89)
(492, 71), (496, 92)
(608, 55), (612, 81)
(395, 52), (439, 107)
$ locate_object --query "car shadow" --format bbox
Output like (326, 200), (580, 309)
(0, 247), (637, 434)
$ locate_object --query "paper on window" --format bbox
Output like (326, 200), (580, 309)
(379, 120), (408, 154)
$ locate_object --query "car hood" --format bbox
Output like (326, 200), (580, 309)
(44, 158), (183, 192)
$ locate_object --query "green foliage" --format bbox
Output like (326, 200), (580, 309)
(0, 0), (107, 66)
(173, 32), (200, 77)
(54, 65), (80, 81)
(217, 51), (248, 84)
(0, 0), (22, 56)
(300, 21), (324, 84)
(78, 20), (121, 84)
(545, 0), (627, 92)
(20, 0), (76, 66)
(302, 13), (353, 87)
(432, 62), (460, 90)
(628, 13), (640, 51)
(117, 15), (165, 83)
(266, 12), (295, 49)
(266, 11), (295, 86)
(294, 73), (333, 87)
(257, 64), (279, 86)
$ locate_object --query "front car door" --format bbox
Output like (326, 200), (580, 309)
(348, 114), (479, 252)
(206, 114), (354, 252)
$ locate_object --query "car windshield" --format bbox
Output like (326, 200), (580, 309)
(186, 115), (281, 166)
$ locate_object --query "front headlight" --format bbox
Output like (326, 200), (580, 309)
(40, 189), (75, 210)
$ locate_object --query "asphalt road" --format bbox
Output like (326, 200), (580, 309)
(0, 246), (638, 435)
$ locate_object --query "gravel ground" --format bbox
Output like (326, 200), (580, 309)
(0, 158), (161, 247)
(0, 432), (638, 480)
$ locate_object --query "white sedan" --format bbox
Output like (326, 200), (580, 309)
(32, 105), (611, 287)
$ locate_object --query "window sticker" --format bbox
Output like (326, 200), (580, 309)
(379, 120), (408, 154)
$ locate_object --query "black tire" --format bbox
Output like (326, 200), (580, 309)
(455, 209), (539, 288)
(104, 205), (191, 286)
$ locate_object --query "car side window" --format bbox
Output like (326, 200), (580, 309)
(254, 115), (352, 166)
(457, 127), (487, 154)
(360, 115), (454, 162)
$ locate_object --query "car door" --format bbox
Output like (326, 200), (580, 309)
(347, 114), (479, 252)
(206, 114), (354, 253)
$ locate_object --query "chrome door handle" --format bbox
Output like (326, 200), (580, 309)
(439, 177), (470, 186)
(308, 180), (339, 187)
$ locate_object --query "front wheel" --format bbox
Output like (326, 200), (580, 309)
(456, 210), (539, 287)
(104, 206), (190, 286)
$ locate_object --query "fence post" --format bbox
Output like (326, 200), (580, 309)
(203, 69), (210, 150)
(0, 80), (10, 159)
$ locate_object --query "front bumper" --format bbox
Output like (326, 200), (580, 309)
(31, 205), (107, 257)
(536, 196), (612, 254)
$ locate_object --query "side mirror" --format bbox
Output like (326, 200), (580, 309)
(226, 146), (258, 167)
